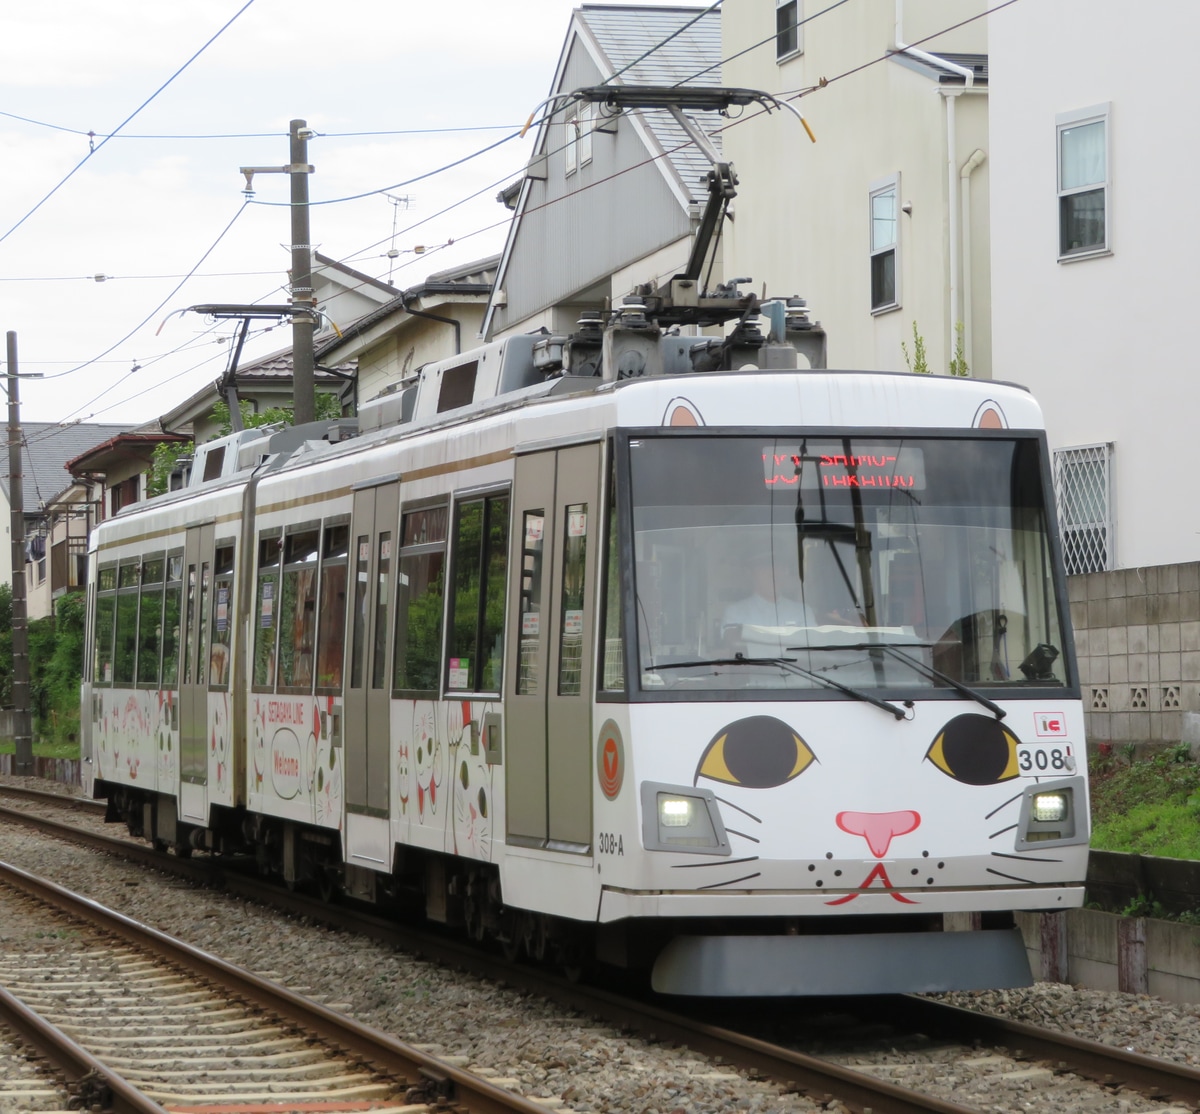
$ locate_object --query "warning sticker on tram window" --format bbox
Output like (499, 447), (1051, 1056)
(762, 443), (926, 491)
(522, 611), (540, 636)
(525, 516), (545, 544)
(260, 581), (274, 627)
(568, 511), (587, 536)
(564, 609), (584, 636)
(359, 541), (370, 561)
(381, 538), (392, 559)
(448, 658), (470, 688)
(1017, 741), (1076, 776)
(216, 587), (229, 633)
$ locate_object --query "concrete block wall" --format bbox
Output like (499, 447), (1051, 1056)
(1017, 909), (1200, 1005)
(1069, 562), (1200, 745)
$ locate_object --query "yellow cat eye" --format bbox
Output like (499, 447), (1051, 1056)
(926, 713), (1021, 786)
(696, 715), (816, 788)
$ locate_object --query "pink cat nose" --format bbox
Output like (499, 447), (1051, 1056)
(836, 810), (921, 857)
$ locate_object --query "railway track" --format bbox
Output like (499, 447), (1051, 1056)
(1, 794), (1198, 1114)
(0, 853), (567, 1114)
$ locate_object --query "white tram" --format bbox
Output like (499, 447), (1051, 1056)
(81, 84), (1085, 995)
(80, 302), (1088, 996)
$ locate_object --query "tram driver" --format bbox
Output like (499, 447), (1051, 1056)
(722, 550), (813, 655)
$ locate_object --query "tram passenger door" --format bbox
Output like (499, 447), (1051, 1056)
(345, 480), (398, 820)
(507, 442), (600, 852)
(179, 523), (214, 823)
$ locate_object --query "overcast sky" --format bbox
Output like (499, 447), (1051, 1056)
(0, 0), (702, 426)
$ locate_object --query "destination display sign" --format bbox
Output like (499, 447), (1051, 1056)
(762, 443), (927, 492)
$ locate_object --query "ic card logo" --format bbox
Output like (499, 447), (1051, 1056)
(1034, 712), (1067, 737)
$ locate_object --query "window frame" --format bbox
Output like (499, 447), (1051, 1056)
(776, 0), (803, 62)
(1056, 103), (1111, 261)
(445, 485), (510, 696)
(869, 173), (901, 314)
(392, 499), (449, 698)
(1053, 442), (1115, 575)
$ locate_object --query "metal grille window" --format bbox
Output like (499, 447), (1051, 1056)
(1054, 443), (1113, 575)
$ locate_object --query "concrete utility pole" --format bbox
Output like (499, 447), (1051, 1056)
(239, 119), (316, 425)
(289, 119), (316, 425)
(5, 332), (33, 775)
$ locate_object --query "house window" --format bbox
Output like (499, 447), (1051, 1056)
(564, 103), (592, 177)
(1054, 443), (1113, 575)
(869, 175), (900, 312)
(1057, 104), (1109, 259)
(776, 0), (802, 61)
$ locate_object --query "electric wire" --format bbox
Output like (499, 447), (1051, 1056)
(21, 0), (996, 422)
(0, 0), (258, 248)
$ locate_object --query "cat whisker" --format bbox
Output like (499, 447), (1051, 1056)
(992, 851), (1063, 863)
(671, 856), (760, 870)
(986, 866), (1037, 884)
(988, 823), (1018, 840)
(711, 795), (762, 824)
(985, 792), (1023, 821)
(698, 872), (763, 890)
(724, 828), (760, 844)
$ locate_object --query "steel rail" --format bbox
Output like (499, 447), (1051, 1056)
(892, 995), (1200, 1107)
(0, 980), (162, 1113)
(0, 856), (555, 1114)
(7, 802), (1200, 1114)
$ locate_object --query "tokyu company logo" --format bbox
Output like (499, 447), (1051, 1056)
(597, 720), (624, 800)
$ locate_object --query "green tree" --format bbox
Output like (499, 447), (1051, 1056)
(147, 393), (344, 497)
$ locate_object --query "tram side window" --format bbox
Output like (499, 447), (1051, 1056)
(113, 561), (140, 685)
(137, 555), (165, 686)
(315, 522), (349, 692)
(446, 492), (509, 693)
(279, 526), (320, 692)
(162, 553), (183, 687)
(94, 565), (117, 685)
(253, 533), (283, 689)
(600, 457), (624, 692)
(557, 503), (588, 696)
(394, 504), (447, 694)
(209, 542), (235, 688)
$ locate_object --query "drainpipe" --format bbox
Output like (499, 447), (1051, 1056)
(895, 0), (974, 367)
(959, 148), (987, 374)
(400, 292), (462, 355)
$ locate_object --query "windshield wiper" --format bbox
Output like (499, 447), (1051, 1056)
(646, 655), (906, 720)
(791, 641), (1005, 720)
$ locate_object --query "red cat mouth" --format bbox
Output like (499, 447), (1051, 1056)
(825, 861), (920, 905)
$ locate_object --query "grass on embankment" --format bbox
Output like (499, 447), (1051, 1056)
(1089, 743), (1200, 860)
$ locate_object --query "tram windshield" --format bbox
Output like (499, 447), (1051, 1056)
(627, 433), (1069, 695)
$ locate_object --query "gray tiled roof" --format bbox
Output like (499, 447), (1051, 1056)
(0, 422), (128, 510)
(578, 5), (721, 204)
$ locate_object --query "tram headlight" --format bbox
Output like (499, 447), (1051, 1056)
(1031, 791), (1068, 823)
(640, 783), (730, 854)
(1015, 778), (1085, 849)
(659, 796), (694, 827)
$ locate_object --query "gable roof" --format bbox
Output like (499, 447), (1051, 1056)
(158, 344), (354, 434)
(1, 421), (129, 510)
(574, 4), (722, 206)
(483, 4), (720, 337)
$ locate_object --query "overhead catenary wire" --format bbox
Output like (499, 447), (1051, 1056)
(23, 0), (999, 423)
(0, 0), (259, 249)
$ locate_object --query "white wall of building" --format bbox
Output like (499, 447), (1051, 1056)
(721, 0), (989, 377)
(989, 2), (1200, 570)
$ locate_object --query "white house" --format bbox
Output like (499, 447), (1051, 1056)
(721, 0), (989, 376)
(989, 1), (1200, 746)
